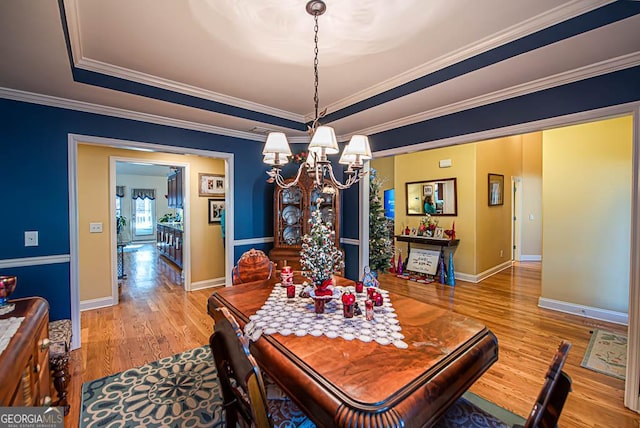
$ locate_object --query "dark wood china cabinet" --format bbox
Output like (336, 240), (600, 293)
(269, 173), (340, 271)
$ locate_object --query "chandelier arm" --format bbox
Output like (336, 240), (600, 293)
(266, 164), (306, 189)
(324, 163), (359, 190)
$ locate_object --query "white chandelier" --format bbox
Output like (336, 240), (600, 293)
(262, 0), (372, 191)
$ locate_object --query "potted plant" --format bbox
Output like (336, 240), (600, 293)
(116, 216), (127, 235)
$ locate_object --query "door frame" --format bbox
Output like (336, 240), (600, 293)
(511, 177), (522, 261)
(68, 133), (234, 350)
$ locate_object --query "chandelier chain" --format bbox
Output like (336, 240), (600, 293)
(313, 13), (320, 122)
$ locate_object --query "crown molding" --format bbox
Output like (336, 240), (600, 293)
(322, 0), (614, 115)
(0, 87), (266, 142)
(372, 101), (640, 158)
(63, 0), (305, 124)
(355, 52), (640, 137)
(75, 57), (307, 124)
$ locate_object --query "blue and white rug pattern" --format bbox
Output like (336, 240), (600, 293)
(81, 346), (224, 427)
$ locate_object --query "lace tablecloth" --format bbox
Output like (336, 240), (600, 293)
(0, 316), (25, 356)
(247, 285), (408, 349)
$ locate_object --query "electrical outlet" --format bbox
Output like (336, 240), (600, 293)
(499, 249), (504, 257)
(90, 222), (103, 233)
(25, 231), (38, 247)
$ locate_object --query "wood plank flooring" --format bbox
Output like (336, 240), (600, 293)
(65, 247), (640, 427)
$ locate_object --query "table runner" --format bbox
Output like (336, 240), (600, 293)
(246, 285), (408, 349)
(0, 316), (25, 356)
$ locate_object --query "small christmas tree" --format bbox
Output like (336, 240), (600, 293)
(300, 198), (344, 285)
(369, 169), (394, 273)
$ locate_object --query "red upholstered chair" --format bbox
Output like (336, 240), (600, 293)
(232, 248), (274, 285)
(436, 341), (572, 428)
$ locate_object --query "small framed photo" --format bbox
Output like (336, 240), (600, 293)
(434, 227), (444, 238)
(199, 173), (225, 197)
(488, 173), (504, 206)
(423, 184), (433, 197)
(410, 227), (418, 236)
(208, 199), (225, 223)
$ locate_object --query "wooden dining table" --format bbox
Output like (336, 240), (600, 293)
(207, 276), (498, 427)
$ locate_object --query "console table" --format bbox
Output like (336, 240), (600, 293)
(395, 235), (460, 278)
(395, 235), (459, 253)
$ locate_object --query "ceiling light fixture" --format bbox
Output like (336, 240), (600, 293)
(262, 0), (371, 191)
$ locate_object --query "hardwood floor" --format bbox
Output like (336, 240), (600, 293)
(65, 248), (639, 427)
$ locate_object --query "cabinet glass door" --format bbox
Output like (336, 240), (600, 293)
(279, 186), (303, 246)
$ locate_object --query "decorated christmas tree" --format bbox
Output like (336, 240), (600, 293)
(369, 169), (394, 273)
(300, 198), (344, 285)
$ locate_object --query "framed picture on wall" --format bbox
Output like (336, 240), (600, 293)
(488, 173), (504, 206)
(199, 173), (225, 197)
(208, 199), (225, 223)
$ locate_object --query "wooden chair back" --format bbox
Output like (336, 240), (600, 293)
(232, 248), (273, 285)
(524, 340), (573, 428)
(209, 307), (272, 428)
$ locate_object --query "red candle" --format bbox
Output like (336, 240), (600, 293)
(365, 299), (374, 321)
(367, 287), (376, 300)
(342, 292), (356, 318)
(373, 292), (383, 306)
(355, 281), (364, 293)
(286, 284), (295, 298)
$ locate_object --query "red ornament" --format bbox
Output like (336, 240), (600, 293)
(341, 291), (356, 306)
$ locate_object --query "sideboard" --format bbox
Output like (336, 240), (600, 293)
(0, 297), (51, 406)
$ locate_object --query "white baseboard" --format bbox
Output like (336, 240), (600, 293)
(520, 254), (542, 261)
(190, 277), (226, 291)
(455, 261), (513, 284)
(538, 297), (628, 325)
(80, 296), (115, 312)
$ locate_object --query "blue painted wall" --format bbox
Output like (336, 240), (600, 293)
(0, 98), (275, 320)
(2, 63), (640, 320)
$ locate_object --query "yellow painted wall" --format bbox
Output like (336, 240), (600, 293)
(521, 132), (543, 257)
(78, 144), (225, 302)
(394, 145), (476, 274)
(475, 135), (523, 273)
(542, 116), (632, 312)
(371, 156), (395, 193)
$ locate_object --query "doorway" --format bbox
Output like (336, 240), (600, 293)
(69, 133), (235, 352)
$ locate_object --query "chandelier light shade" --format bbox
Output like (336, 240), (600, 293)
(262, 0), (371, 191)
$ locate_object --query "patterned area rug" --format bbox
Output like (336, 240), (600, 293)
(581, 329), (627, 380)
(80, 346), (224, 427)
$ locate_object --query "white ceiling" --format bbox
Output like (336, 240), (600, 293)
(1, 0), (638, 144)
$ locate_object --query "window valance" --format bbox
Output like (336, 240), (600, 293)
(132, 188), (156, 200)
(115, 186), (125, 197)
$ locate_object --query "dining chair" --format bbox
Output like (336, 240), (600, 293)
(435, 341), (572, 428)
(209, 306), (314, 428)
(232, 248), (274, 285)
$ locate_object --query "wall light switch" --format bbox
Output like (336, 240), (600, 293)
(90, 222), (103, 233)
(25, 231), (38, 247)
(439, 159), (452, 168)
(529, 214), (534, 221)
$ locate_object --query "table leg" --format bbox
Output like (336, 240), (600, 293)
(50, 353), (70, 415)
